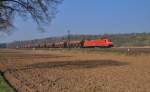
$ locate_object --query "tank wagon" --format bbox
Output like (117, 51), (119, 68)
(13, 38), (113, 49)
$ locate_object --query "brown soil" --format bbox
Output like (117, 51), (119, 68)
(0, 49), (150, 92)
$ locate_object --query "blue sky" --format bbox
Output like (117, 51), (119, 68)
(1, 0), (150, 43)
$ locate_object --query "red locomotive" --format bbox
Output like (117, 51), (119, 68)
(81, 38), (113, 48)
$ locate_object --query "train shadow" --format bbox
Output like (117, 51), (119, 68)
(12, 60), (129, 71)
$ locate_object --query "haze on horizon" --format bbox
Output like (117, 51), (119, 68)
(0, 0), (150, 43)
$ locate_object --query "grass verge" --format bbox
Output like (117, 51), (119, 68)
(0, 73), (14, 92)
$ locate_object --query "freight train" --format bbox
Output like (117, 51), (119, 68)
(11, 38), (113, 49)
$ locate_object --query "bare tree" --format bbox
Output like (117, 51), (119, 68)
(0, 0), (63, 31)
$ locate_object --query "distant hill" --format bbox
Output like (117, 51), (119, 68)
(7, 32), (150, 48)
(109, 33), (150, 46)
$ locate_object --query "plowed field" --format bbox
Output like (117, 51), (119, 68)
(0, 49), (150, 92)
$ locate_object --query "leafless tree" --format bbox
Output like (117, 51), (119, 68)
(0, 0), (63, 32)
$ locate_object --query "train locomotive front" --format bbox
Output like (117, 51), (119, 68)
(81, 38), (113, 48)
